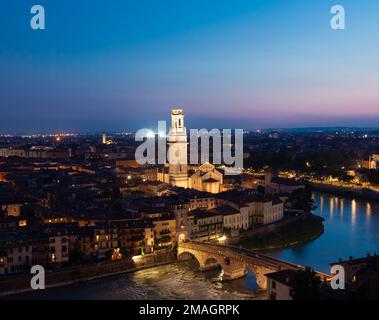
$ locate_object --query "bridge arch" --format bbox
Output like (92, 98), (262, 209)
(177, 245), (247, 281)
(177, 247), (212, 270)
(204, 257), (219, 266)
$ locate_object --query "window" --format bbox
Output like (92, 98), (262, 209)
(272, 281), (276, 289)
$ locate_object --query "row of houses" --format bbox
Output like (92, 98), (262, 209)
(0, 215), (177, 275)
(0, 188), (285, 275)
(0, 147), (68, 159)
(186, 193), (284, 241)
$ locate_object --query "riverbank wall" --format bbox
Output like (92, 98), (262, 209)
(226, 213), (324, 251)
(310, 182), (379, 202)
(0, 250), (177, 298)
(227, 213), (315, 245)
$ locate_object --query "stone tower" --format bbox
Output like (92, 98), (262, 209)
(168, 108), (188, 188)
(264, 167), (273, 194)
(102, 131), (107, 144)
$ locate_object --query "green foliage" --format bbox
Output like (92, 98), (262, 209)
(238, 214), (324, 250)
(245, 147), (357, 173)
(141, 240), (145, 256)
(69, 248), (85, 265)
(287, 186), (316, 212)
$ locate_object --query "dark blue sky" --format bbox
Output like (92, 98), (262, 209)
(1, 0), (379, 133)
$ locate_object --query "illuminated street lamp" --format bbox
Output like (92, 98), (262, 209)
(132, 255), (143, 261)
(218, 235), (227, 243)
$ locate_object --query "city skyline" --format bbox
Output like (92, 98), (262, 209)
(1, 0), (379, 132)
(1, 0), (379, 304)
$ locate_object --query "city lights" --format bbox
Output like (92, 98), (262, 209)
(1, 0), (379, 305)
(132, 255), (143, 261)
(218, 235), (227, 243)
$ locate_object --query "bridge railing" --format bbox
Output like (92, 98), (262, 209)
(179, 241), (295, 270)
(184, 241), (299, 267)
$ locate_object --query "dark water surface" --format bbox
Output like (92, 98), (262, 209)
(265, 192), (379, 273)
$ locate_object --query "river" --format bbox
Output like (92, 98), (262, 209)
(8, 192), (379, 300)
(265, 192), (379, 273)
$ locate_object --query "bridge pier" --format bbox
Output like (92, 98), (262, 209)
(222, 262), (247, 281)
(248, 265), (277, 290)
(255, 271), (268, 289)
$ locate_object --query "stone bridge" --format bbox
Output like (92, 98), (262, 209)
(177, 241), (330, 289)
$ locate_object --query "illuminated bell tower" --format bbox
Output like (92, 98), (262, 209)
(102, 131), (107, 144)
(168, 108), (188, 188)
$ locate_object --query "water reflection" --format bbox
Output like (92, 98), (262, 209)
(351, 199), (357, 230)
(367, 203), (372, 216)
(365, 203), (372, 227)
(266, 192), (379, 273)
(330, 198), (334, 218)
(319, 195), (324, 215)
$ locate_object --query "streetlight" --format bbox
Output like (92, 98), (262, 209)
(218, 235), (227, 243)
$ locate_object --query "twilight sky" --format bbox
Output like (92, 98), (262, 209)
(1, 0), (379, 133)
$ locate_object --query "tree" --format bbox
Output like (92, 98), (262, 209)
(292, 268), (322, 300)
(69, 248), (85, 265)
(287, 185), (316, 213)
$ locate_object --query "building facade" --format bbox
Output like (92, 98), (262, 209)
(157, 109), (224, 193)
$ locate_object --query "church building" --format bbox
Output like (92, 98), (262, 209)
(157, 109), (224, 194)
